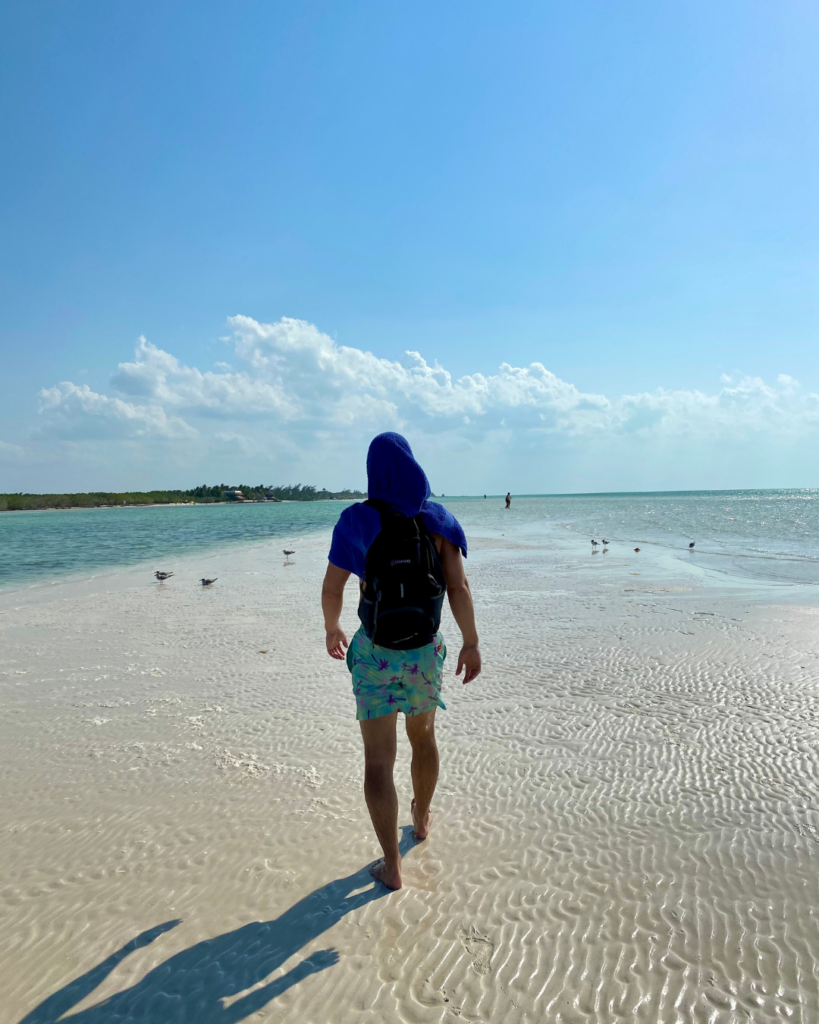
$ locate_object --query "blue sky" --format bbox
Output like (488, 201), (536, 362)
(1, 0), (818, 494)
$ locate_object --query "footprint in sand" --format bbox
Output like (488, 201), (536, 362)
(461, 925), (494, 975)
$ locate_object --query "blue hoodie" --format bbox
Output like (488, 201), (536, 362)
(328, 432), (467, 579)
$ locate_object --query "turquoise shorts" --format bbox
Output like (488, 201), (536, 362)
(346, 627), (447, 721)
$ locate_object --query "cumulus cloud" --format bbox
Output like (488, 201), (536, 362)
(110, 335), (297, 418)
(224, 315), (613, 432)
(27, 315), (819, 489)
(38, 381), (197, 439)
(618, 377), (819, 440)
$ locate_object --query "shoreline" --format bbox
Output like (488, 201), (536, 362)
(2, 526), (817, 600)
(3, 492), (817, 594)
(2, 523), (817, 599)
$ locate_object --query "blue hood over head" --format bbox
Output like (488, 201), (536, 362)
(327, 432), (468, 579)
(366, 432), (430, 516)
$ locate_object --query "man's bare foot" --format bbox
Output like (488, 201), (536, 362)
(369, 858), (402, 890)
(411, 798), (433, 840)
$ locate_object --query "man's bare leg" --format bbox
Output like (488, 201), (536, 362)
(406, 709), (438, 840)
(359, 712), (402, 889)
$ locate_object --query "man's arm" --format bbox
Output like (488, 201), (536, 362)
(438, 537), (481, 684)
(322, 562), (352, 659)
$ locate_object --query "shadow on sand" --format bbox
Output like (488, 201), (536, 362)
(20, 827), (418, 1024)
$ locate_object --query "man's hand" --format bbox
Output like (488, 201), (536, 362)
(326, 628), (349, 660)
(456, 643), (481, 684)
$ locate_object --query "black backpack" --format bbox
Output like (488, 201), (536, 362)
(358, 498), (446, 650)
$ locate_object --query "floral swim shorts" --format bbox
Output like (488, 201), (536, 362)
(346, 627), (447, 721)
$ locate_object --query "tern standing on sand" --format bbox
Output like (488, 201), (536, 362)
(321, 433), (481, 890)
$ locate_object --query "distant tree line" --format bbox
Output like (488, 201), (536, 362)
(0, 483), (365, 511)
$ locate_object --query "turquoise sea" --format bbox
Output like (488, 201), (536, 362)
(0, 490), (817, 589)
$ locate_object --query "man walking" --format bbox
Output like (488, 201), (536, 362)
(321, 433), (481, 889)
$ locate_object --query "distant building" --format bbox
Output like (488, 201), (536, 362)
(224, 490), (245, 501)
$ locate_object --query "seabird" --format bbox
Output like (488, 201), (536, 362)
(199, 578), (218, 586)
(283, 549), (295, 557)
(154, 571), (174, 582)
(601, 539), (609, 545)
(689, 542), (695, 549)
(591, 539), (598, 546)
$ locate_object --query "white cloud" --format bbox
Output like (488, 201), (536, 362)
(25, 316), (819, 490)
(217, 317), (819, 441)
(617, 376), (819, 440)
(110, 336), (297, 418)
(38, 381), (197, 439)
(223, 315), (613, 431)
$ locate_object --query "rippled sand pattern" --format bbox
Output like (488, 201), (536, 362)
(2, 535), (818, 1022)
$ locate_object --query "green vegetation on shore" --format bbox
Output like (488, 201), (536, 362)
(0, 483), (365, 512)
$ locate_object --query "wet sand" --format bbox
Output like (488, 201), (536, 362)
(2, 533), (818, 1023)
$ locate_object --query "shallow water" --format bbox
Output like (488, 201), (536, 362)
(0, 501), (353, 588)
(1, 489), (817, 590)
(448, 489), (819, 586)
